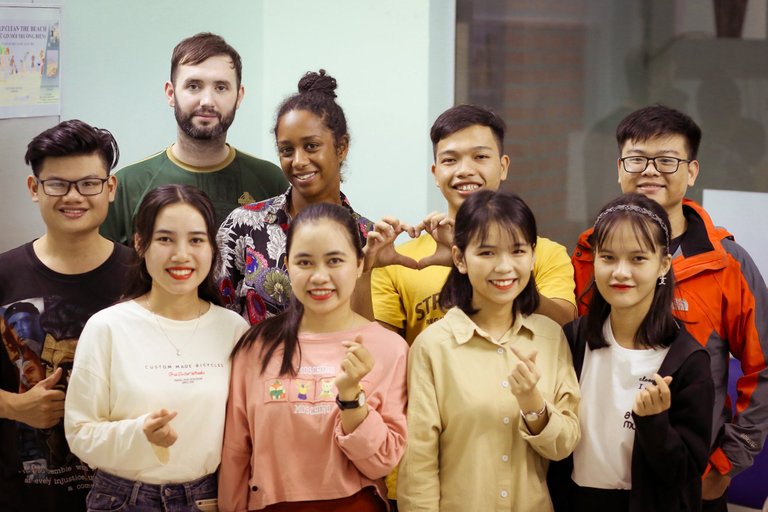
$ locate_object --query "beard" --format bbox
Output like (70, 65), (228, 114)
(175, 103), (236, 140)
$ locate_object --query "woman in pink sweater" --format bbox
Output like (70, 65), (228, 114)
(219, 203), (408, 512)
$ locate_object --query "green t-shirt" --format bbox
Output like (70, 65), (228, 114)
(101, 145), (287, 244)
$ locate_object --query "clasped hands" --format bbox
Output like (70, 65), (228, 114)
(362, 212), (454, 273)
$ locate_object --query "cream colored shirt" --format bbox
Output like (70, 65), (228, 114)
(397, 307), (580, 512)
(65, 301), (249, 484)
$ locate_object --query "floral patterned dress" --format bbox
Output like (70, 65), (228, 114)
(216, 187), (373, 325)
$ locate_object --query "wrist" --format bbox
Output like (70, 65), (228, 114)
(336, 388), (366, 410)
(0, 390), (18, 421)
(515, 391), (543, 413)
(337, 384), (362, 401)
(520, 403), (547, 424)
(362, 251), (377, 273)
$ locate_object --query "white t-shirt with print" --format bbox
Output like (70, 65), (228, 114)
(572, 318), (669, 489)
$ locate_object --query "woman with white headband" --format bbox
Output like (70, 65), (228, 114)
(550, 193), (714, 512)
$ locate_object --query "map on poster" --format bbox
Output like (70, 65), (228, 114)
(0, 6), (60, 119)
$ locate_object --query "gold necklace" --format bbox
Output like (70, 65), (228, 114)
(145, 299), (203, 357)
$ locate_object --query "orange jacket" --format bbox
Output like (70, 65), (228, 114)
(571, 198), (768, 477)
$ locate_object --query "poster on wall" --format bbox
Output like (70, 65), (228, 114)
(0, 5), (60, 119)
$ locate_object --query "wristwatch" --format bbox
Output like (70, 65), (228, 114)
(520, 403), (547, 423)
(336, 389), (366, 410)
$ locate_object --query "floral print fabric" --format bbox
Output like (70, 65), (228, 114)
(216, 188), (372, 325)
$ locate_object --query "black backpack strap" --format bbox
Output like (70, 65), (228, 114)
(563, 316), (588, 379)
(547, 316), (590, 511)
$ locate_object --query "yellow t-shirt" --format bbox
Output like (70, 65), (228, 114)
(372, 233), (576, 345)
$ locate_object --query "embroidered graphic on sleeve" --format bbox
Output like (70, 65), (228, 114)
(266, 379), (287, 401)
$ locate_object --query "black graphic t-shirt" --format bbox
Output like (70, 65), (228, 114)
(0, 241), (135, 511)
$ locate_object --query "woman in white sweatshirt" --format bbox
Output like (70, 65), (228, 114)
(64, 184), (248, 512)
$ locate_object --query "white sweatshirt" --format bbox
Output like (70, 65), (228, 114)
(64, 300), (248, 484)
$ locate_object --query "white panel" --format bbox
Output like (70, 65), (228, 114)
(703, 189), (768, 280)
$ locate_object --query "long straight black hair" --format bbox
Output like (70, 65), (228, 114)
(585, 193), (677, 349)
(439, 189), (540, 317)
(230, 202), (364, 376)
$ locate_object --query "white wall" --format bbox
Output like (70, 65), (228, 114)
(257, 0), (454, 224)
(59, 1), (270, 171)
(0, 0), (455, 252)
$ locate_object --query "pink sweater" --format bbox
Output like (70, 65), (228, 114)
(219, 322), (408, 511)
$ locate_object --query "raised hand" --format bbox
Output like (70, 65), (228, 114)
(143, 409), (178, 448)
(8, 367), (65, 428)
(508, 346), (542, 400)
(633, 374), (673, 417)
(334, 335), (374, 398)
(413, 212), (455, 269)
(362, 217), (419, 272)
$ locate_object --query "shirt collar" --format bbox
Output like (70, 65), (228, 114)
(442, 307), (535, 346)
(278, 187), (358, 222)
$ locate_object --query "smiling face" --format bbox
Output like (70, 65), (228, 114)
(28, 152), (116, 238)
(594, 220), (671, 317)
(453, 222), (533, 314)
(165, 54), (244, 141)
(432, 124), (510, 218)
(140, 202), (213, 305)
(276, 109), (348, 206)
(287, 219), (362, 322)
(618, 134), (699, 218)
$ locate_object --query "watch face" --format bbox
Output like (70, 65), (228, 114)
(358, 391), (366, 407)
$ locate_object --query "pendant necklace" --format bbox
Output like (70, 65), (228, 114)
(145, 298), (203, 357)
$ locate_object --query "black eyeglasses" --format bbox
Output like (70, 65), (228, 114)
(620, 156), (691, 174)
(37, 178), (110, 197)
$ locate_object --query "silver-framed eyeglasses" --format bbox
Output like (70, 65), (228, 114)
(37, 177), (110, 196)
(620, 156), (691, 174)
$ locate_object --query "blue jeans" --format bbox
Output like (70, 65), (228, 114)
(86, 470), (217, 512)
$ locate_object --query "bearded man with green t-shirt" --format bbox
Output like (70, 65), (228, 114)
(101, 32), (286, 245)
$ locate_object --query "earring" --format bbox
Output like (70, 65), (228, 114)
(658, 275), (667, 286)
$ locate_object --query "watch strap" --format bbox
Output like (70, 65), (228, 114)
(336, 390), (365, 410)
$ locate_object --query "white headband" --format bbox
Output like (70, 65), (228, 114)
(595, 204), (670, 250)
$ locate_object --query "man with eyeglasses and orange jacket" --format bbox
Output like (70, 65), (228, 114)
(571, 105), (768, 512)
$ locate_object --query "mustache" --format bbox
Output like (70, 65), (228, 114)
(193, 108), (220, 117)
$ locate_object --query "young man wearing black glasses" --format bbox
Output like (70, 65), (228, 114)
(572, 105), (768, 512)
(0, 120), (134, 511)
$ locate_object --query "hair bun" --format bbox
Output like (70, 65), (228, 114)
(297, 69), (337, 99)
